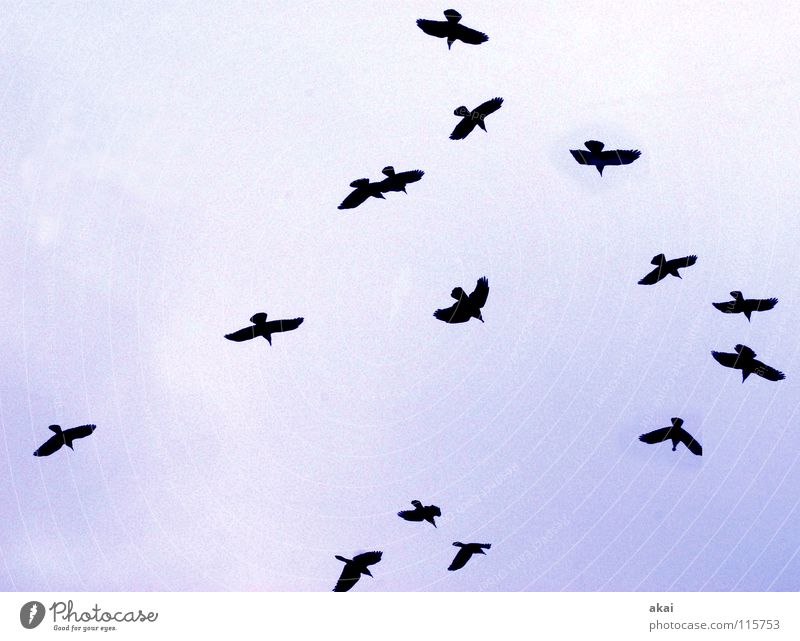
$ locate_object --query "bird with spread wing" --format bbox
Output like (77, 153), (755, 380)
(638, 254), (697, 285)
(332, 551), (383, 592)
(224, 312), (303, 346)
(711, 344), (785, 383)
(448, 542), (491, 571)
(434, 276), (489, 324)
(397, 500), (442, 528)
(417, 9), (489, 50)
(34, 424), (96, 457)
(450, 97), (503, 140)
(338, 178), (387, 210)
(712, 291), (778, 322)
(639, 418), (702, 456)
(570, 140), (641, 175)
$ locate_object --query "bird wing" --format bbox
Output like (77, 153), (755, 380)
(468, 276), (489, 308)
(64, 424), (96, 441)
(332, 564), (361, 592)
(224, 326), (258, 342)
(676, 427), (702, 455)
(397, 510), (422, 522)
(416, 19), (449, 38)
(753, 360), (785, 381)
(673, 255), (697, 269)
(638, 427), (672, 444)
(637, 266), (665, 285)
(453, 23), (489, 45)
(475, 97), (503, 116)
(711, 351), (738, 368)
(395, 169), (424, 185)
(605, 149), (641, 165)
(570, 149), (592, 165)
(753, 297), (778, 312)
(450, 117), (477, 140)
(265, 318), (304, 334)
(433, 302), (469, 323)
(712, 301), (737, 314)
(353, 551), (383, 567)
(448, 547), (473, 571)
(338, 187), (371, 210)
(34, 435), (63, 457)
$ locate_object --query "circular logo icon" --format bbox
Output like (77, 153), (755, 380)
(20, 601), (46, 629)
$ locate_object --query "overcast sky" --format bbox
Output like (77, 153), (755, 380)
(2, 0), (800, 591)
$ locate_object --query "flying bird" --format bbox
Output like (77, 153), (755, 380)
(448, 542), (491, 571)
(711, 344), (785, 383)
(712, 291), (778, 322)
(570, 140), (641, 175)
(416, 9), (489, 50)
(33, 424), (96, 457)
(638, 254), (697, 285)
(332, 551), (383, 592)
(397, 500), (442, 527)
(376, 166), (425, 194)
(450, 97), (503, 140)
(639, 418), (702, 456)
(338, 178), (387, 210)
(434, 276), (489, 324)
(224, 313), (303, 345)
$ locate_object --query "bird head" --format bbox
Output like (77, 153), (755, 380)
(444, 9), (462, 22)
(362, 568), (373, 578)
(451, 287), (466, 300)
(250, 313), (268, 324)
(452, 542), (464, 547)
(349, 178), (370, 188)
(584, 140), (605, 153)
(411, 500), (423, 508)
(670, 417), (684, 427)
(454, 106), (470, 117)
(651, 253), (666, 265)
(382, 166), (395, 176)
(730, 290), (743, 299)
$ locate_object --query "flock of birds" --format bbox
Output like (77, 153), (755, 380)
(29, 9), (786, 592)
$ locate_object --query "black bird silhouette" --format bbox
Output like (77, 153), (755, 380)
(570, 140), (641, 175)
(711, 344), (785, 383)
(34, 424), (96, 457)
(639, 418), (702, 456)
(332, 551), (383, 592)
(450, 97), (503, 140)
(376, 166), (425, 194)
(338, 178), (386, 210)
(448, 542), (491, 571)
(712, 291), (778, 322)
(638, 254), (697, 285)
(416, 9), (489, 50)
(397, 500), (442, 527)
(434, 276), (489, 323)
(224, 313), (303, 345)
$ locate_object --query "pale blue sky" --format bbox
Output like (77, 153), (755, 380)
(1, 1), (799, 590)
